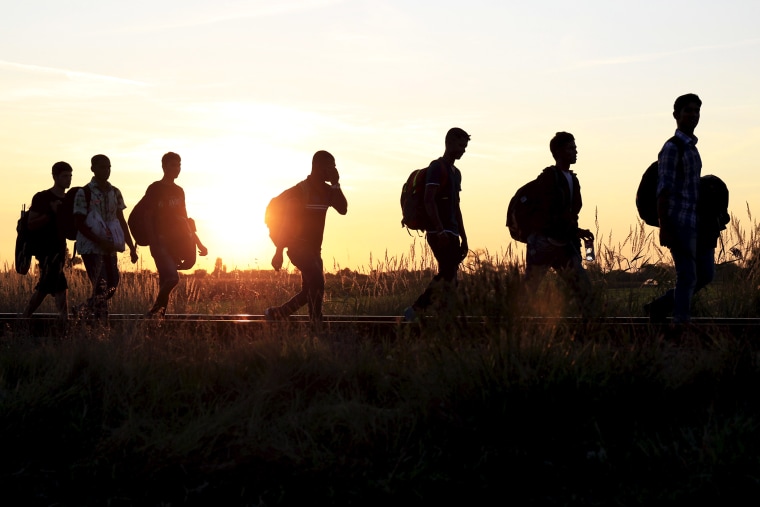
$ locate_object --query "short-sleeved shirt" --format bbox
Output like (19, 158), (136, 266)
(656, 129), (701, 230)
(29, 189), (66, 256)
(425, 158), (462, 236)
(293, 175), (347, 253)
(73, 178), (127, 254)
(143, 180), (188, 242)
(533, 166), (582, 244)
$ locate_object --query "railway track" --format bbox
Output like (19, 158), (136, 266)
(2, 313), (760, 340)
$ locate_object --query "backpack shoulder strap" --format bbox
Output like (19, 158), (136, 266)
(74, 184), (92, 202)
(295, 180), (309, 204)
(439, 158), (449, 186)
(79, 185), (92, 215)
(669, 135), (685, 150)
(427, 158), (448, 187)
(539, 166), (562, 187)
(667, 135), (686, 173)
(540, 166), (568, 209)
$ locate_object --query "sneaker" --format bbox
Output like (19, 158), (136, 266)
(264, 307), (280, 322)
(71, 302), (94, 320)
(403, 306), (418, 323)
(643, 301), (668, 324)
(145, 307), (166, 319)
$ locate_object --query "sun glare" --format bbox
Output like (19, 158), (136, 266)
(177, 137), (310, 271)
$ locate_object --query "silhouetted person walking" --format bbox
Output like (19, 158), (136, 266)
(22, 161), (73, 321)
(265, 150), (348, 325)
(404, 127), (470, 321)
(142, 152), (208, 317)
(524, 132), (594, 314)
(73, 154), (138, 320)
(644, 93), (709, 324)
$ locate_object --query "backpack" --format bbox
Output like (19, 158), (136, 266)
(400, 160), (446, 232)
(15, 205), (33, 275)
(265, 182), (308, 248)
(129, 194), (196, 268)
(58, 186), (91, 240)
(400, 168), (430, 232)
(128, 196), (151, 247)
(698, 174), (730, 236)
(172, 217), (197, 271)
(635, 136), (684, 227)
(506, 168), (560, 243)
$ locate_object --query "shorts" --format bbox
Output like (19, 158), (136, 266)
(34, 252), (68, 295)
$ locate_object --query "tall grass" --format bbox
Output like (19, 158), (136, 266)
(2, 214), (760, 504)
(5, 210), (759, 319)
(2, 316), (758, 504)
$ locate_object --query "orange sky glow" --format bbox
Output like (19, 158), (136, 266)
(2, 1), (759, 275)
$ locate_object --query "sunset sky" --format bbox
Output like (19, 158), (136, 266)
(2, 0), (759, 274)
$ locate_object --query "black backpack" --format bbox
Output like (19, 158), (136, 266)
(128, 195), (151, 247)
(635, 136), (684, 227)
(698, 174), (730, 238)
(265, 182), (308, 248)
(400, 167), (430, 232)
(15, 205), (33, 275)
(506, 168), (560, 243)
(172, 217), (197, 271)
(58, 186), (91, 240)
(400, 159), (447, 232)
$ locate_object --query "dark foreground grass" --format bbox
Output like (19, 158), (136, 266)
(4, 214), (760, 506)
(2, 320), (759, 506)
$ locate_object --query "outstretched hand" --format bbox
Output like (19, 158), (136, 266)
(578, 228), (594, 241)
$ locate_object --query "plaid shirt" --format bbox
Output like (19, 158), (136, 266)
(73, 178), (127, 254)
(656, 129), (701, 229)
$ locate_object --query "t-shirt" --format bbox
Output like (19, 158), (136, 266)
(291, 175), (347, 253)
(29, 189), (65, 256)
(425, 158), (462, 236)
(533, 166), (582, 244)
(144, 180), (188, 242)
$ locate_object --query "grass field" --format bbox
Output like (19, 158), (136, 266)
(2, 218), (760, 505)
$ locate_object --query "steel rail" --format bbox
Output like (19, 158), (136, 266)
(4, 313), (760, 334)
(4, 313), (760, 324)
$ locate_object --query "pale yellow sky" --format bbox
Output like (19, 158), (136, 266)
(2, 1), (759, 273)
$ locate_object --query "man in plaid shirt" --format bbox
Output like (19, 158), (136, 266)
(646, 93), (708, 324)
